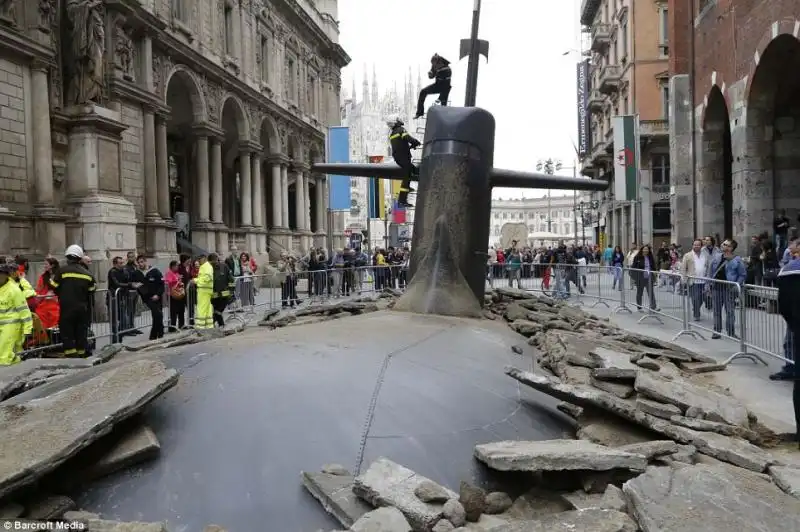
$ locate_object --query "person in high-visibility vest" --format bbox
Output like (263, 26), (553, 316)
(0, 261), (33, 365)
(195, 254), (214, 329)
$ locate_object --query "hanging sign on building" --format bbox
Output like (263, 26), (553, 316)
(576, 59), (592, 157)
(612, 115), (639, 202)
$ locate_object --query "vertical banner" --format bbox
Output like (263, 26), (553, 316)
(576, 59), (591, 157)
(390, 180), (407, 223)
(612, 115), (638, 201)
(367, 156), (385, 219)
(327, 127), (352, 210)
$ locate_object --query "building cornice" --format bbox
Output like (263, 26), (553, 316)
(273, 0), (351, 68)
(0, 27), (55, 64)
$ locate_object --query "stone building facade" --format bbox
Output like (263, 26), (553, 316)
(490, 194), (595, 249)
(0, 0), (349, 270)
(580, 0), (671, 249)
(668, 0), (800, 247)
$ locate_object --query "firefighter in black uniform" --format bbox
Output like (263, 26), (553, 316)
(415, 54), (452, 119)
(210, 253), (234, 327)
(387, 114), (421, 208)
(52, 244), (96, 357)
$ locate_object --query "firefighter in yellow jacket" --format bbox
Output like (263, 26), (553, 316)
(195, 254), (214, 329)
(0, 262), (33, 365)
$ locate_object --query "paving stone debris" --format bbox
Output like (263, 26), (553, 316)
(353, 458), (457, 531)
(415, 480), (453, 503)
(474, 440), (648, 473)
(458, 481), (486, 522)
(623, 465), (800, 531)
(0, 359), (178, 500)
(767, 465), (800, 498)
(302, 469), (372, 528)
(350, 507), (412, 532)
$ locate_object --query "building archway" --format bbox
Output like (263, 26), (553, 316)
(220, 96), (250, 250)
(164, 69), (206, 251)
(743, 34), (800, 239)
(698, 86), (733, 240)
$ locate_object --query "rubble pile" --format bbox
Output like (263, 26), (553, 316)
(257, 291), (398, 329)
(301, 287), (800, 531)
(0, 358), (185, 529)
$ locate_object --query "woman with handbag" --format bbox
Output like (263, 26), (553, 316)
(165, 260), (186, 331)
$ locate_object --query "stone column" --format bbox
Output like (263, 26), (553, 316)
(239, 148), (252, 227)
(195, 133), (210, 222)
(271, 162), (283, 227)
(252, 154), (263, 228)
(280, 164), (289, 228)
(210, 136), (224, 224)
(294, 167), (305, 231)
(303, 171), (312, 231)
(31, 63), (53, 209)
(143, 110), (159, 220)
(155, 117), (170, 219)
(315, 176), (325, 232)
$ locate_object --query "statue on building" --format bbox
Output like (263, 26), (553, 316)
(66, 0), (106, 105)
(114, 16), (135, 81)
(0, 0), (16, 26)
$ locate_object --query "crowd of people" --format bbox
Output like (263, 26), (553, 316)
(487, 228), (797, 386)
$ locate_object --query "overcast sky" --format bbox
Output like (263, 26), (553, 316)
(337, 0), (583, 199)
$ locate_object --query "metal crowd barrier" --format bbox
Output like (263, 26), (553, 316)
(502, 262), (789, 368)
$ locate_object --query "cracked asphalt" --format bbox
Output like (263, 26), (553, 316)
(76, 310), (571, 531)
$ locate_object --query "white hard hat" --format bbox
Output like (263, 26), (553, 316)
(65, 244), (84, 259)
(386, 114), (402, 127)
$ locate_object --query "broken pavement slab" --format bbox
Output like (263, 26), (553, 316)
(60, 512), (169, 532)
(353, 457), (457, 532)
(635, 397), (682, 420)
(634, 370), (750, 428)
(301, 470), (372, 528)
(0, 358), (96, 401)
(767, 465), (800, 498)
(350, 507), (412, 532)
(617, 440), (680, 461)
(85, 424), (161, 481)
(481, 508), (637, 532)
(473, 440), (647, 473)
(623, 464), (800, 531)
(0, 359), (178, 500)
(22, 494), (75, 519)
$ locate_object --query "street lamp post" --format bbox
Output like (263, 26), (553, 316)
(535, 158), (560, 234)
(574, 200), (600, 246)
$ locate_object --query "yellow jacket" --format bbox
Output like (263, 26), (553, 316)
(376, 253), (387, 266)
(18, 276), (35, 300)
(196, 262), (214, 291)
(0, 278), (33, 364)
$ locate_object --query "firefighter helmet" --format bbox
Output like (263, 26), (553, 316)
(65, 244), (84, 259)
(385, 114), (402, 128)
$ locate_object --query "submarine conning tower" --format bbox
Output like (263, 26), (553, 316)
(312, 106), (609, 316)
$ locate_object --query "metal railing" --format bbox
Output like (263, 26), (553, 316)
(16, 261), (791, 371)
(15, 265), (412, 360)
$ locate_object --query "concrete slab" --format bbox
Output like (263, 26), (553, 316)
(0, 360), (177, 500)
(353, 457), (456, 531)
(0, 358), (93, 400)
(23, 494), (75, 519)
(74, 311), (571, 532)
(582, 305), (796, 439)
(301, 471), (372, 528)
(474, 440), (647, 473)
(623, 464), (800, 531)
(86, 424), (161, 481)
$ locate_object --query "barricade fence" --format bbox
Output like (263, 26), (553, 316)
(17, 262), (789, 369)
(16, 265), (412, 360)
(486, 262), (788, 367)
